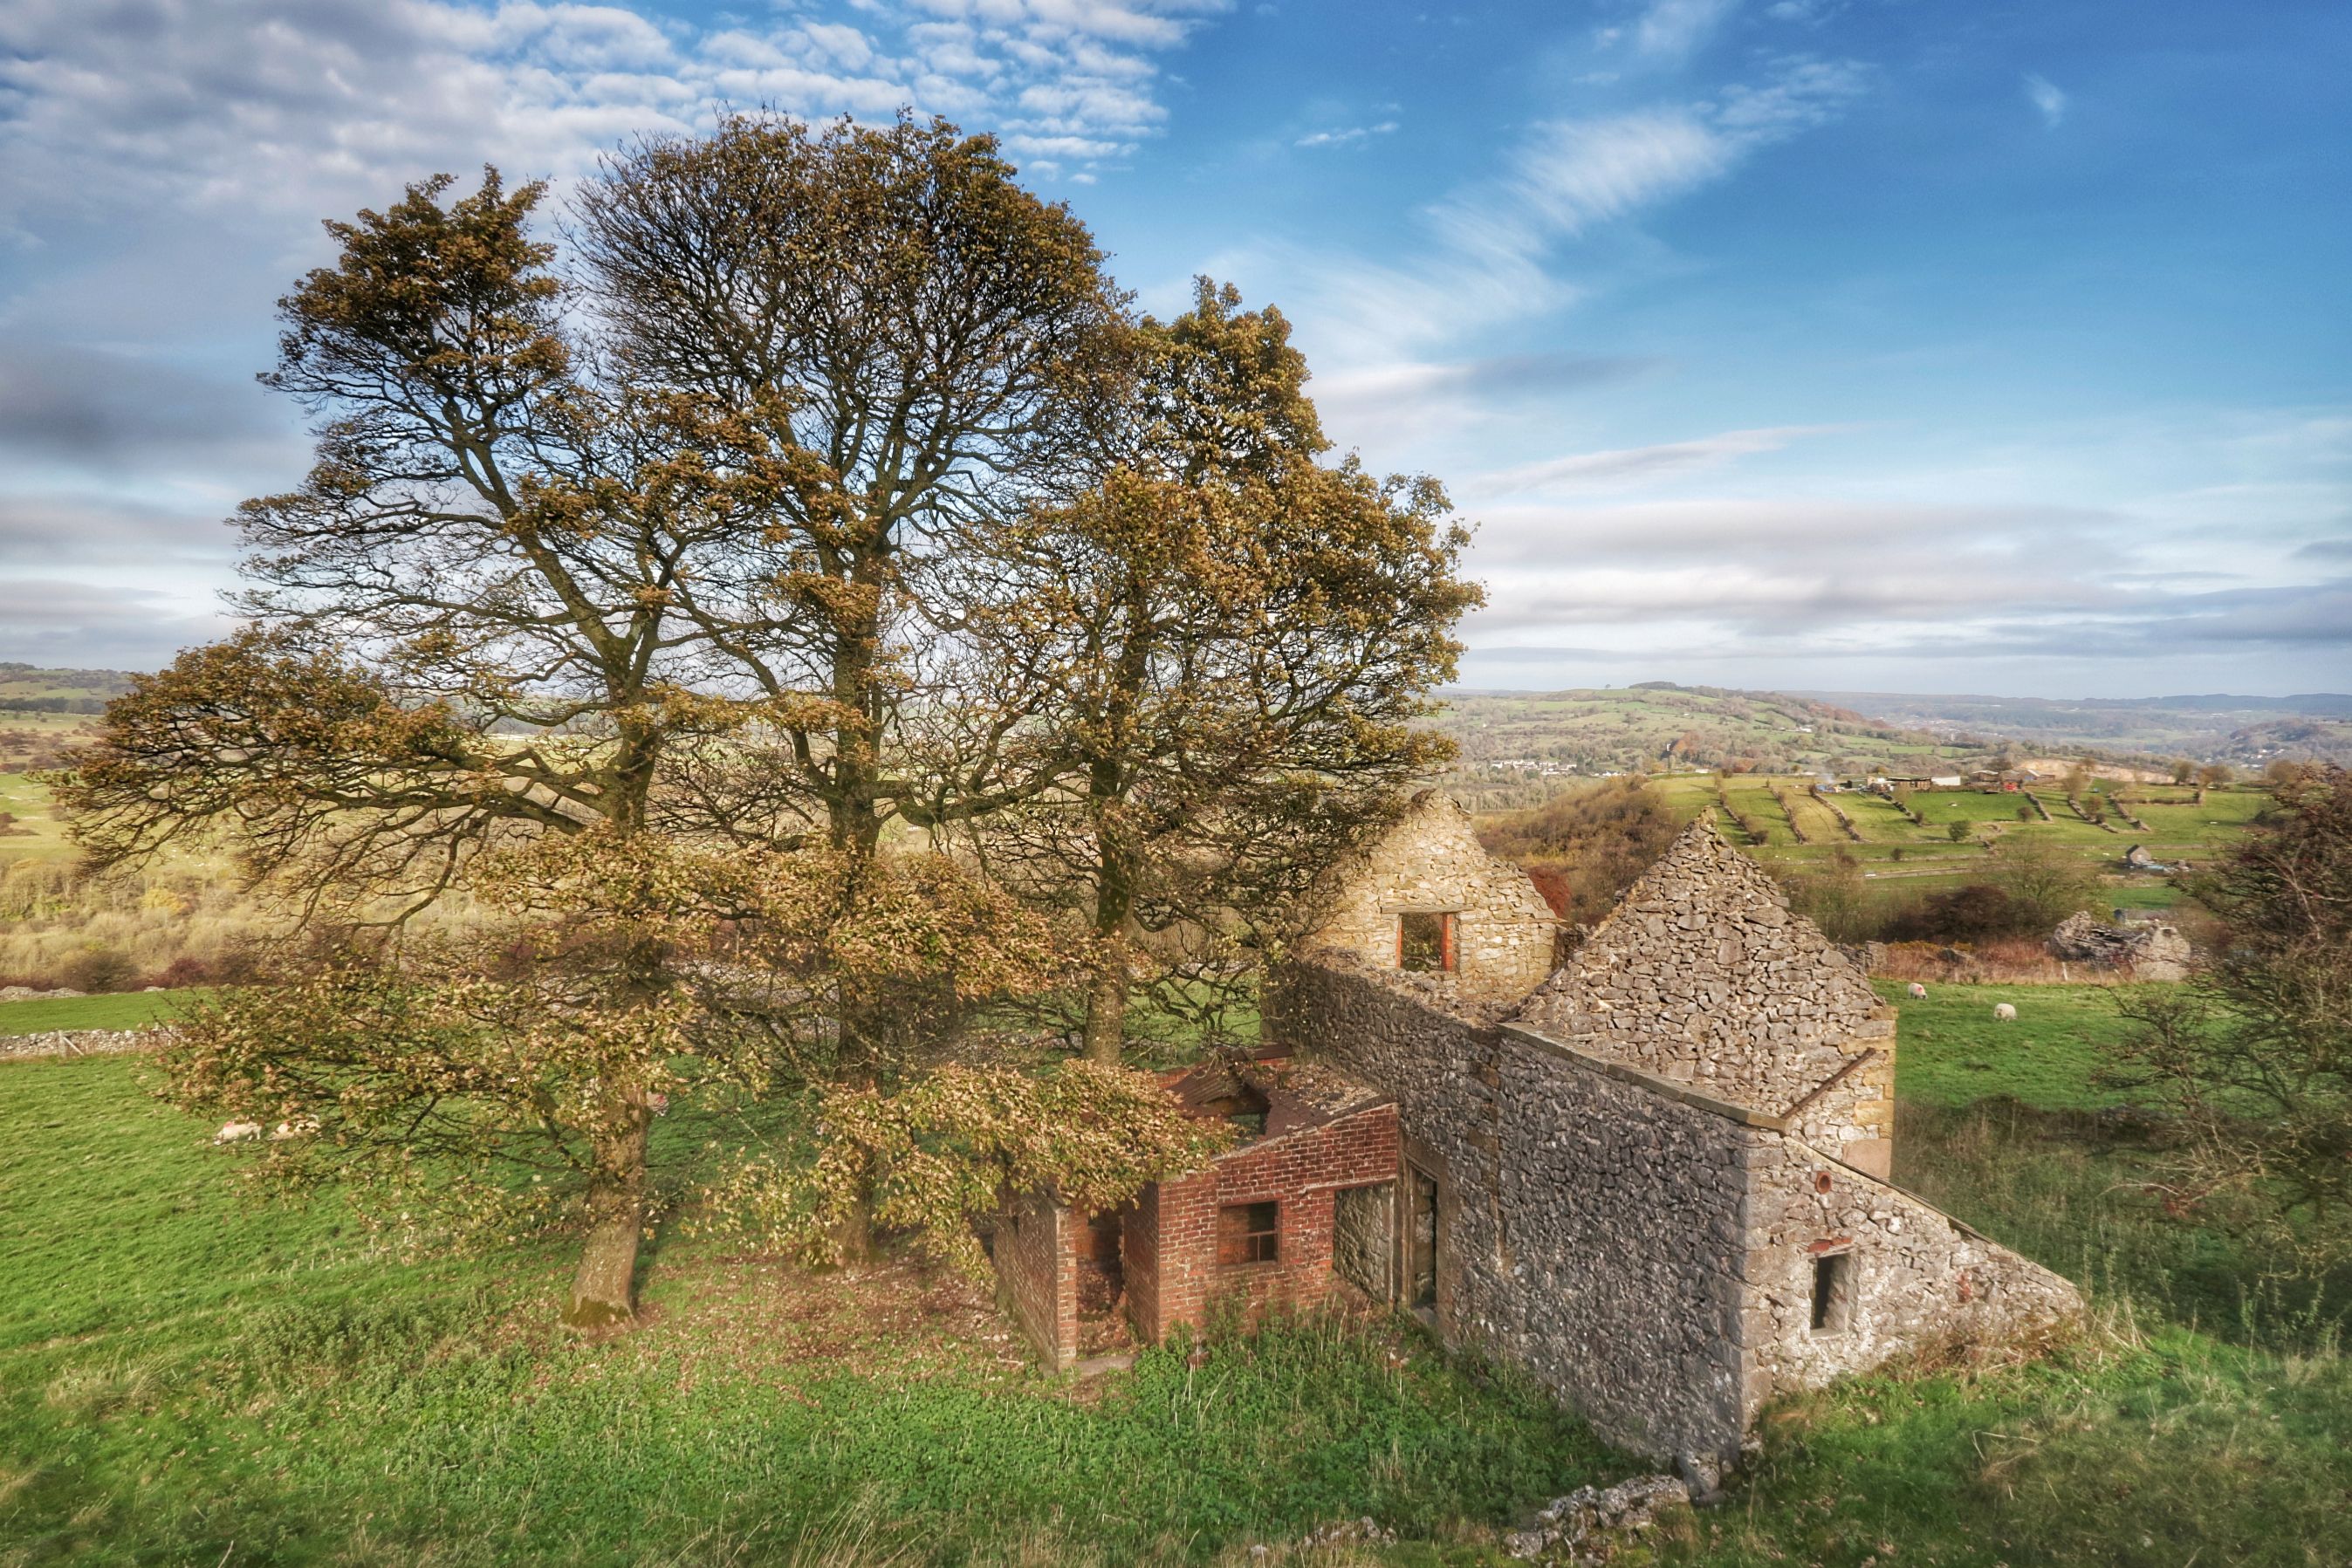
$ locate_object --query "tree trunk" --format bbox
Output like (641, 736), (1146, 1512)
(1082, 824), (1135, 1062)
(1083, 926), (1130, 1062)
(564, 1120), (648, 1328)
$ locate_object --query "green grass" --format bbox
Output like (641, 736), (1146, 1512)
(0, 769), (72, 862)
(9, 980), (2349, 1565)
(0, 1054), (1627, 1565)
(1669, 1328), (2350, 1567)
(0, 988), (201, 1036)
(1876, 980), (2145, 1112)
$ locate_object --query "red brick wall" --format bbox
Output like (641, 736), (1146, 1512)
(1131, 1103), (1401, 1341)
(995, 1189), (1077, 1369)
(1122, 1182), (1163, 1339)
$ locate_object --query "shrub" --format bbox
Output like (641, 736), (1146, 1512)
(1883, 883), (2030, 942)
(58, 943), (139, 994)
(1476, 777), (1680, 931)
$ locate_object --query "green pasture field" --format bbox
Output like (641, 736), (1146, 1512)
(1633, 778), (2266, 920)
(0, 1053), (1627, 1565)
(0, 989), (200, 1036)
(1874, 979), (2139, 1112)
(3, 976), (2348, 1563)
(0, 770), (73, 863)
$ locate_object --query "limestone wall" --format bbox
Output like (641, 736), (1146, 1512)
(1304, 791), (1557, 1003)
(1513, 821), (1896, 1177)
(1271, 962), (1752, 1466)
(1735, 1133), (2083, 1414)
(1270, 955), (2081, 1469)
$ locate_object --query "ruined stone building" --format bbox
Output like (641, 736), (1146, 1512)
(995, 792), (2080, 1476)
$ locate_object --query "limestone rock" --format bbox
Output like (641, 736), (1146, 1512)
(2048, 913), (2193, 980)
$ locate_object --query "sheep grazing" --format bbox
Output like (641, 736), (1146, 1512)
(1993, 1003), (2018, 1022)
(269, 1117), (319, 1141)
(1907, 982), (1929, 1000)
(214, 1120), (264, 1144)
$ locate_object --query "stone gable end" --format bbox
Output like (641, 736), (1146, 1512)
(1512, 819), (1896, 1173)
(1305, 790), (1558, 1003)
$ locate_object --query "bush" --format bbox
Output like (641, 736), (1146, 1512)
(1477, 777), (1680, 931)
(58, 943), (139, 994)
(1883, 882), (2031, 942)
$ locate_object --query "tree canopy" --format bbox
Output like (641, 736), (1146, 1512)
(55, 115), (1480, 1325)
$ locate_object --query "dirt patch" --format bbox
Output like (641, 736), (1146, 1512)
(625, 1249), (1027, 1391)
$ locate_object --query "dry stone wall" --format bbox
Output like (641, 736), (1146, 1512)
(1514, 821), (1896, 1178)
(1272, 962), (1752, 1467)
(1737, 1133), (2082, 1407)
(1272, 924), (2081, 1468)
(0, 1029), (158, 1062)
(1304, 791), (1557, 1003)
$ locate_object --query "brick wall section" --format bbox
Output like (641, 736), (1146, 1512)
(1130, 1103), (1401, 1342)
(1513, 819), (1898, 1178)
(1121, 1183), (1163, 1343)
(1304, 791), (1557, 1004)
(994, 1188), (1077, 1371)
(1269, 959), (2081, 1469)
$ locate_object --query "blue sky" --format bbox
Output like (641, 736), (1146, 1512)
(0, 0), (2345, 696)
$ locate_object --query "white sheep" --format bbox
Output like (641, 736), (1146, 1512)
(214, 1120), (264, 1143)
(1993, 1002), (2018, 1022)
(269, 1117), (319, 1140)
(1907, 982), (1928, 1000)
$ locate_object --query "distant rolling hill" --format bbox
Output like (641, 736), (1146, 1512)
(1791, 690), (2352, 770)
(1433, 682), (2351, 812)
(1433, 683), (1970, 810)
(0, 662), (135, 715)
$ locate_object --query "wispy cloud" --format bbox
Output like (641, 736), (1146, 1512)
(2024, 72), (2067, 128)
(1473, 425), (1843, 496)
(1296, 121), (1398, 148)
(1267, 54), (1869, 360)
(1634, 0), (1741, 59)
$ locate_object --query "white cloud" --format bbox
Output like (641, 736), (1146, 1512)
(1472, 425), (1845, 496)
(1634, 0), (1740, 58)
(2025, 72), (2067, 128)
(1296, 121), (1398, 148)
(0, 0), (1227, 234)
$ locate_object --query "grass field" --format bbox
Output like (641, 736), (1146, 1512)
(0, 989), (199, 1036)
(3, 981), (2348, 1565)
(1869, 980), (2142, 1111)
(0, 1053), (1627, 1566)
(0, 770), (73, 863)
(1641, 776), (2275, 917)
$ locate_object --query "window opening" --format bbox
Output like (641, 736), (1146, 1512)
(1397, 912), (1457, 972)
(1810, 1251), (1853, 1334)
(1217, 1201), (1279, 1267)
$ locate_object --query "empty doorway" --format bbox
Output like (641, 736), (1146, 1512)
(1406, 1165), (1439, 1315)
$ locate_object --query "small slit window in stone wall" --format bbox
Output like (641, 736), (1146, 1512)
(1218, 1201), (1279, 1267)
(1397, 911), (1457, 971)
(1811, 1251), (1855, 1334)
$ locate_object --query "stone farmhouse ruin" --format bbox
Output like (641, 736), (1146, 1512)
(994, 791), (2080, 1476)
